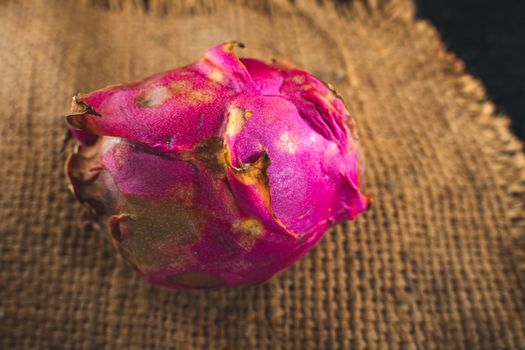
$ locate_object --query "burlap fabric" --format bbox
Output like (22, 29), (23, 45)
(1, 0), (524, 349)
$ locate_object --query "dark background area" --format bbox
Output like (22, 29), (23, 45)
(417, 0), (525, 141)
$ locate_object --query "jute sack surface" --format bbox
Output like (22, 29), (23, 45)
(1, 0), (524, 349)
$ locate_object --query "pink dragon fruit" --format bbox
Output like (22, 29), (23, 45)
(65, 42), (370, 290)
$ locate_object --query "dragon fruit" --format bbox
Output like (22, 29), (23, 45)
(65, 42), (370, 290)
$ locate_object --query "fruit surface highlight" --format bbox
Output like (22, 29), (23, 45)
(65, 42), (370, 289)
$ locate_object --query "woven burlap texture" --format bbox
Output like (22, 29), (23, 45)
(1, 0), (524, 349)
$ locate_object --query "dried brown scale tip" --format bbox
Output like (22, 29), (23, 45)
(66, 96), (102, 129)
(223, 41), (245, 51)
(364, 194), (373, 210)
(271, 58), (295, 70)
(323, 81), (344, 100)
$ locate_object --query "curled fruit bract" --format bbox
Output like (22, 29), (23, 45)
(65, 42), (370, 290)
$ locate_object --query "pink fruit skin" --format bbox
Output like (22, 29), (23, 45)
(65, 42), (370, 290)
